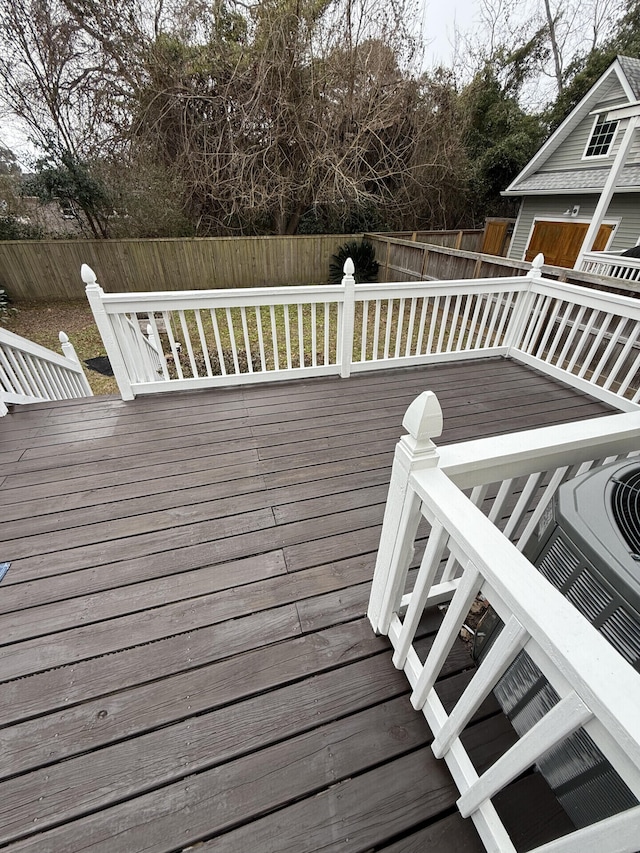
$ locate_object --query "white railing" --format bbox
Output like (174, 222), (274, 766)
(580, 250), (640, 285)
(368, 392), (640, 853)
(83, 255), (640, 411)
(0, 327), (93, 416)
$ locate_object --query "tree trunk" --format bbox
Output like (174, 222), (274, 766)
(543, 0), (564, 95)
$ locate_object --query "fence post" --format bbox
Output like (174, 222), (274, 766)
(59, 332), (93, 396)
(82, 264), (135, 401)
(368, 391), (443, 635)
(339, 258), (355, 378)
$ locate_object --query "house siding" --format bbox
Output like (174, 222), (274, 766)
(543, 80), (629, 172)
(508, 194), (640, 261)
(608, 195), (640, 249)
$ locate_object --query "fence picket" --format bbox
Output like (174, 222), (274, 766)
(590, 315), (628, 384)
(256, 306), (267, 371)
(283, 304), (292, 370)
(436, 295), (451, 352)
(269, 305), (279, 371)
(410, 562), (483, 711)
(412, 296), (425, 354)
(241, 306), (253, 372)
(405, 297), (418, 357)
(194, 309), (213, 376)
(432, 615), (528, 759)
(533, 298), (561, 358)
(323, 303), (331, 365)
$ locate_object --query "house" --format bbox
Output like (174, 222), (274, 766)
(503, 55), (640, 269)
(1, 259), (639, 851)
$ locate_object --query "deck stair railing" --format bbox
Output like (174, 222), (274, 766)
(368, 392), (640, 853)
(83, 255), (640, 411)
(580, 250), (640, 285)
(0, 327), (92, 416)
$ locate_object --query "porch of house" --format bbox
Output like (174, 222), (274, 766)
(0, 357), (614, 853)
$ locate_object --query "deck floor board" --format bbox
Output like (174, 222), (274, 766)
(0, 359), (606, 851)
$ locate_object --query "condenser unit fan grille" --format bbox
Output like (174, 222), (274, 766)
(611, 466), (640, 558)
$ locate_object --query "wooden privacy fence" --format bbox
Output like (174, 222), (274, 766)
(0, 234), (359, 301)
(0, 230), (483, 302)
(374, 229), (484, 251)
(83, 254), (640, 410)
(5, 227), (640, 302)
(0, 327), (92, 415)
(369, 234), (640, 297)
(368, 394), (640, 853)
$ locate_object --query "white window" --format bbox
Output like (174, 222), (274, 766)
(584, 113), (618, 158)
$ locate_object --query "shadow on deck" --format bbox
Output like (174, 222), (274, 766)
(0, 358), (612, 852)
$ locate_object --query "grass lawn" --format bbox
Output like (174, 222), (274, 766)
(4, 300), (119, 396)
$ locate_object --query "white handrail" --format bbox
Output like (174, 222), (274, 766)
(580, 250), (640, 285)
(0, 327), (92, 415)
(82, 254), (640, 410)
(368, 392), (640, 853)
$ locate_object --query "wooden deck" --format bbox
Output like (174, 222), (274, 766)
(0, 358), (613, 853)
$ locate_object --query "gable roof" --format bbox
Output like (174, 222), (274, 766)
(617, 55), (640, 98)
(503, 56), (640, 196)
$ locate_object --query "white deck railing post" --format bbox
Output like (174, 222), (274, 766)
(339, 259), (355, 378)
(58, 332), (93, 396)
(83, 264), (135, 401)
(368, 390), (443, 634)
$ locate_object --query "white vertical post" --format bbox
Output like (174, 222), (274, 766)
(82, 264), (135, 401)
(339, 258), (355, 378)
(58, 331), (93, 396)
(503, 254), (543, 352)
(0, 396), (8, 417)
(368, 391), (443, 635)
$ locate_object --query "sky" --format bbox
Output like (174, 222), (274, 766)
(422, 0), (481, 67)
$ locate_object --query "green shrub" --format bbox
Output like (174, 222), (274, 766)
(329, 239), (379, 284)
(0, 214), (43, 240)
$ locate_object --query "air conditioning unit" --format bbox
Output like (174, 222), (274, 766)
(474, 459), (640, 829)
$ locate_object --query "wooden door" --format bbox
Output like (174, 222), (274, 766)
(525, 221), (615, 268)
(481, 219), (515, 256)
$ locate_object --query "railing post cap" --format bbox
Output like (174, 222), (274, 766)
(528, 254), (544, 278)
(402, 391), (443, 444)
(81, 264), (97, 286)
(343, 257), (355, 276)
(58, 331), (69, 343)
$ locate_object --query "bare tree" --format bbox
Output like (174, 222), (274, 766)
(0, 0), (471, 236)
(455, 0), (626, 105)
